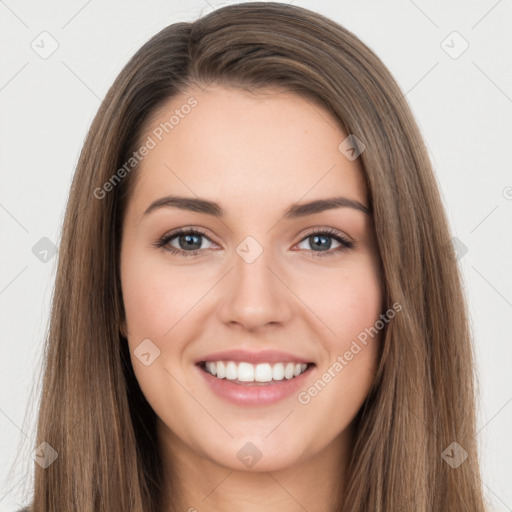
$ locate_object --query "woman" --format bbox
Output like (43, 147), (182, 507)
(19, 2), (488, 511)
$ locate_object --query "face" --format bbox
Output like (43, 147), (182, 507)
(120, 85), (383, 472)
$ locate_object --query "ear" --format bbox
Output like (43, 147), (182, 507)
(119, 318), (128, 338)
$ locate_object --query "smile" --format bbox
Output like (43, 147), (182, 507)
(196, 361), (316, 406)
(200, 360), (311, 384)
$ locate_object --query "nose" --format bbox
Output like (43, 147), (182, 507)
(217, 245), (294, 332)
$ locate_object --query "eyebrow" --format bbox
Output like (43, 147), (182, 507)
(141, 194), (371, 220)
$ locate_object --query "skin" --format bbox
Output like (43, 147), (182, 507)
(120, 85), (383, 512)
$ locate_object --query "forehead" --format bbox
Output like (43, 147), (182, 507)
(127, 85), (368, 218)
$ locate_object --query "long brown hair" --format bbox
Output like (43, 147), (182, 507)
(23, 2), (487, 510)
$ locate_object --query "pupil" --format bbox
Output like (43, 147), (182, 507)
(181, 234), (201, 250)
(311, 235), (330, 251)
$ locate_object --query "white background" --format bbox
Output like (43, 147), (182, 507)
(1, 1), (511, 511)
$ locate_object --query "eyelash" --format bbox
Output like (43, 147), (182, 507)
(153, 227), (355, 258)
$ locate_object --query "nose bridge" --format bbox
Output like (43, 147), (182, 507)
(217, 234), (293, 329)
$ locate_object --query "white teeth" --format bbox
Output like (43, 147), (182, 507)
(202, 360), (310, 382)
(254, 363), (272, 382)
(216, 361), (225, 378)
(272, 363), (285, 381)
(225, 361), (237, 380)
(206, 361), (217, 376)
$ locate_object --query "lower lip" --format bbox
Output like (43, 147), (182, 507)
(196, 363), (316, 406)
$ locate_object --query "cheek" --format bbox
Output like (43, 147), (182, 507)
(121, 253), (203, 340)
(303, 256), (383, 344)
(120, 252), (199, 416)
(122, 276), (170, 340)
(297, 255), (382, 407)
(295, 268), (382, 445)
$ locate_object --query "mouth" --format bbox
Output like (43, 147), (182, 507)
(195, 359), (317, 406)
(197, 360), (316, 386)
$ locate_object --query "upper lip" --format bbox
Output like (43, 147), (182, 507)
(195, 349), (314, 365)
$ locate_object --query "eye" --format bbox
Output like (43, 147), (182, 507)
(153, 227), (355, 258)
(153, 227), (215, 257)
(295, 227), (355, 258)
